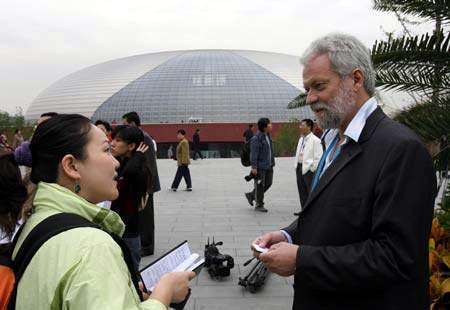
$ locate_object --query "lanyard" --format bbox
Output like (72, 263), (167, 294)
(310, 135), (340, 192)
(300, 137), (306, 152)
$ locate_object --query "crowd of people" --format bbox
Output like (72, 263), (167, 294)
(0, 32), (438, 310)
(0, 112), (193, 309)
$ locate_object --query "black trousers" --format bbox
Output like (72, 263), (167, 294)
(171, 165), (192, 189)
(139, 193), (154, 255)
(249, 168), (273, 207)
(192, 146), (203, 159)
(296, 165), (314, 208)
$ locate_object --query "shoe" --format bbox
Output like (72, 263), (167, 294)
(245, 192), (254, 206)
(254, 206), (268, 213)
(171, 188), (177, 192)
(185, 188), (192, 191)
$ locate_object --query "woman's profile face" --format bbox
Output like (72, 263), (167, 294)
(76, 125), (120, 204)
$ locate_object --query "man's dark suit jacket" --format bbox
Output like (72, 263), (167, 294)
(283, 107), (436, 310)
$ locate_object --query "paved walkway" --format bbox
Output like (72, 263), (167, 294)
(140, 157), (300, 310)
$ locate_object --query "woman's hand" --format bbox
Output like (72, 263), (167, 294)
(150, 271), (196, 306)
(139, 282), (150, 300)
(136, 142), (149, 153)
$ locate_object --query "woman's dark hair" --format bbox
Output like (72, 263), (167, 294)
(257, 118), (271, 132)
(40, 112), (58, 118)
(15, 129), (21, 134)
(30, 114), (92, 184)
(95, 120), (112, 133)
(0, 154), (27, 239)
(177, 129), (186, 135)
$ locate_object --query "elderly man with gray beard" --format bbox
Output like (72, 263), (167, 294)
(252, 33), (436, 310)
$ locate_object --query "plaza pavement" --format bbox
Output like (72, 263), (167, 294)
(140, 157), (300, 310)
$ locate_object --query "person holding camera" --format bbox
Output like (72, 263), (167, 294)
(244, 118), (275, 212)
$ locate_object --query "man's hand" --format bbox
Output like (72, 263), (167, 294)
(252, 231), (287, 258)
(251, 168), (257, 175)
(259, 242), (299, 277)
(136, 142), (149, 153)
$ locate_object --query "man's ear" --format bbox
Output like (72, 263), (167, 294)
(351, 69), (364, 92)
(60, 154), (81, 181)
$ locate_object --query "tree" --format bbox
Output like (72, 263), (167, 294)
(372, 0), (450, 171)
(371, 2), (450, 308)
(273, 122), (300, 157)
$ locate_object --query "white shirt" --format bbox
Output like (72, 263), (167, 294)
(321, 97), (378, 176)
(294, 132), (323, 174)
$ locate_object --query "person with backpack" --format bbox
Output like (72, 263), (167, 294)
(0, 152), (28, 310)
(244, 118), (275, 213)
(1, 114), (194, 310)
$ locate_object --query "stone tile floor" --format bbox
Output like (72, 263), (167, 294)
(140, 158), (300, 310)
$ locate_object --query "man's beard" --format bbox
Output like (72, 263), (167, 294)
(310, 84), (356, 130)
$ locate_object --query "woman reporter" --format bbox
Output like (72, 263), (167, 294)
(8, 114), (193, 310)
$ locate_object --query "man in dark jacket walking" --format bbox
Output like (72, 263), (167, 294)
(122, 111), (161, 256)
(192, 129), (203, 160)
(244, 118), (275, 213)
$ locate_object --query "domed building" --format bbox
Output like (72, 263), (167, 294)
(26, 49), (313, 157)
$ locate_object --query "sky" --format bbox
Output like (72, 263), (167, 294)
(0, 0), (433, 115)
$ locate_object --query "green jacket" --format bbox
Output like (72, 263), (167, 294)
(176, 138), (190, 166)
(12, 182), (167, 310)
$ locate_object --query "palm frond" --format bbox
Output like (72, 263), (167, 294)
(394, 96), (450, 142)
(372, 32), (450, 95)
(287, 92), (307, 109)
(372, 32), (450, 66)
(373, 0), (450, 24)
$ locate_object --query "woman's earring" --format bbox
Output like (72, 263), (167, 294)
(74, 182), (81, 194)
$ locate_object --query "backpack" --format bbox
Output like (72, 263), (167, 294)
(240, 140), (251, 167)
(0, 213), (143, 310)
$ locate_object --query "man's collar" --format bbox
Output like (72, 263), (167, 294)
(344, 97), (378, 143)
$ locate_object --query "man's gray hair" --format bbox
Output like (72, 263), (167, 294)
(300, 33), (376, 96)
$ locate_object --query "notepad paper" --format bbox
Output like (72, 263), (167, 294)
(140, 241), (204, 291)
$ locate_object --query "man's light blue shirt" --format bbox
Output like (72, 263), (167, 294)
(321, 97), (378, 174)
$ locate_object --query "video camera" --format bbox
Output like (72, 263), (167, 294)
(244, 172), (256, 182)
(204, 237), (234, 278)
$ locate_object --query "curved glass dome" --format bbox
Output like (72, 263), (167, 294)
(26, 49), (313, 123)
